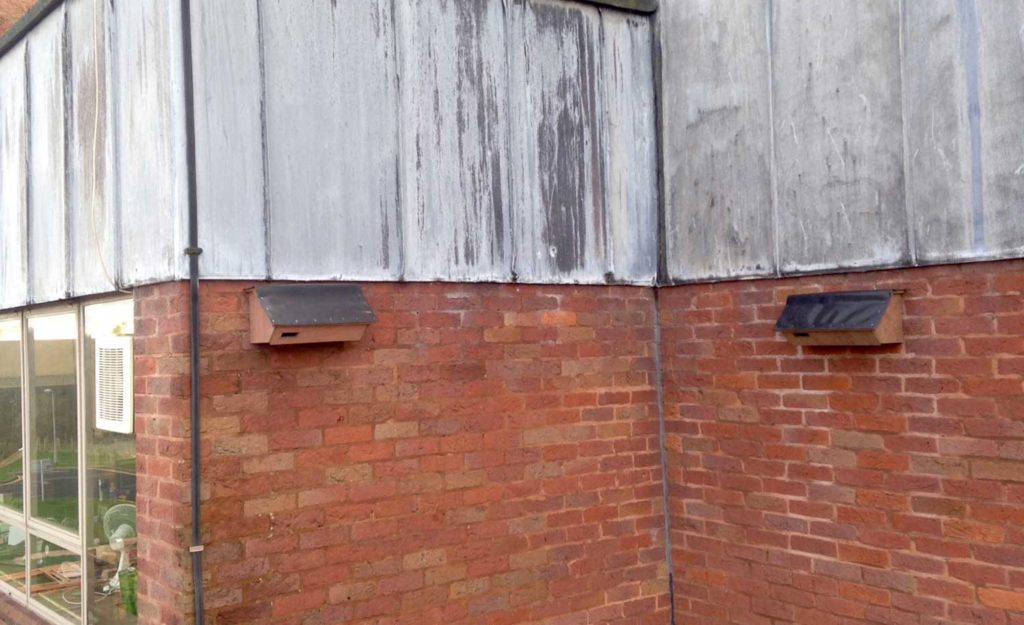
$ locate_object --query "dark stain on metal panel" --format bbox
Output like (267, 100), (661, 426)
(453, 0), (507, 267)
(533, 2), (604, 274)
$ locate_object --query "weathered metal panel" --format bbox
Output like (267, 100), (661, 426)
(661, 0), (774, 282)
(261, 0), (400, 280)
(113, 0), (187, 286)
(509, 0), (608, 283)
(396, 0), (513, 282)
(0, 43), (29, 309)
(67, 0), (119, 296)
(772, 0), (909, 274)
(601, 10), (657, 284)
(976, 0), (1024, 257)
(26, 8), (67, 303)
(902, 0), (974, 262)
(192, 0), (267, 279)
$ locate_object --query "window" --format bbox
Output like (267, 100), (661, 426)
(0, 298), (136, 625)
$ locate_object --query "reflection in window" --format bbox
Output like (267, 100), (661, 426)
(27, 313), (79, 533)
(0, 520), (26, 592)
(0, 317), (22, 513)
(28, 534), (81, 624)
(0, 297), (136, 624)
(84, 300), (137, 625)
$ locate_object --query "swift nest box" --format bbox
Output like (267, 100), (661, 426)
(775, 289), (904, 346)
(249, 284), (376, 346)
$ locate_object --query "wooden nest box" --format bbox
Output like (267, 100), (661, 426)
(775, 290), (904, 346)
(249, 284), (376, 346)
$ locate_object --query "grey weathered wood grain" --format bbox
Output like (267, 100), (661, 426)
(0, 43), (29, 309)
(67, 0), (119, 296)
(660, 0), (774, 282)
(903, 0), (974, 262)
(192, 0), (266, 279)
(26, 8), (67, 303)
(510, 0), (608, 283)
(976, 0), (1024, 256)
(601, 10), (657, 284)
(396, 0), (513, 282)
(772, 0), (909, 273)
(113, 0), (186, 286)
(261, 0), (400, 281)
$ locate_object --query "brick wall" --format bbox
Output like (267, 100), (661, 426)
(196, 281), (670, 625)
(660, 260), (1024, 625)
(135, 282), (196, 625)
(0, 0), (34, 38)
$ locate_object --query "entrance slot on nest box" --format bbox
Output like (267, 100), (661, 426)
(775, 290), (904, 346)
(249, 284), (376, 346)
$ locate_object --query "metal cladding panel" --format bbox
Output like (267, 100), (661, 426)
(0, 43), (29, 309)
(903, 0), (975, 262)
(27, 8), (68, 303)
(905, 0), (1024, 263)
(188, 0), (656, 285)
(772, 0), (909, 274)
(67, 0), (119, 296)
(396, 0), (513, 283)
(510, 0), (609, 283)
(261, 0), (401, 281)
(661, 0), (775, 281)
(601, 10), (657, 284)
(976, 1), (1024, 257)
(192, 0), (267, 279)
(113, 0), (188, 287)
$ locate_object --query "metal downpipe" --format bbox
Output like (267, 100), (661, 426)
(179, 0), (205, 622)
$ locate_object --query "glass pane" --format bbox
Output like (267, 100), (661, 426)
(83, 300), (136, 625)
(0, 520), (26, 592)
(0, 318), (23, 513)
(28, 534), (81, 624)
(28, 313), (79, 532)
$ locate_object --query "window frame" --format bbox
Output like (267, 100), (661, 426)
(0, 294), (134, 625)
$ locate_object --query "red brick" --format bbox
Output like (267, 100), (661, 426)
(125, 261), (1024, 625)
(979, 589), (1024, 611)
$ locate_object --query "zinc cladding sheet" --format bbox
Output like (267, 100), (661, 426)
(193, 0), (659, 285)
(3, 0), (1024, 303)
(0, 0), (187, 309)
(660, 0), (1024, 282)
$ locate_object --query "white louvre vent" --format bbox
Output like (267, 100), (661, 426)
(95, 337), (134, 434)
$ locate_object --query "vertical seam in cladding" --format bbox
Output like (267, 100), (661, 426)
(108, 0), (124, 289)
(766, 0), (781, 278)
(24, 41), (32, 304)
(500, 0), (515, 281)
(62, 5), (73, 298)
(390, 0), (405, 282)
(652, 7), (667, 286)
(957, 0), (985, 253)
(171, 0), (187, 281)
(255, 0), (271, 279)
(651, 288), (676, 625)
(596, 7), (614, 281)
(897, 0), (917, 264)
(505, 0), (520, 282)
